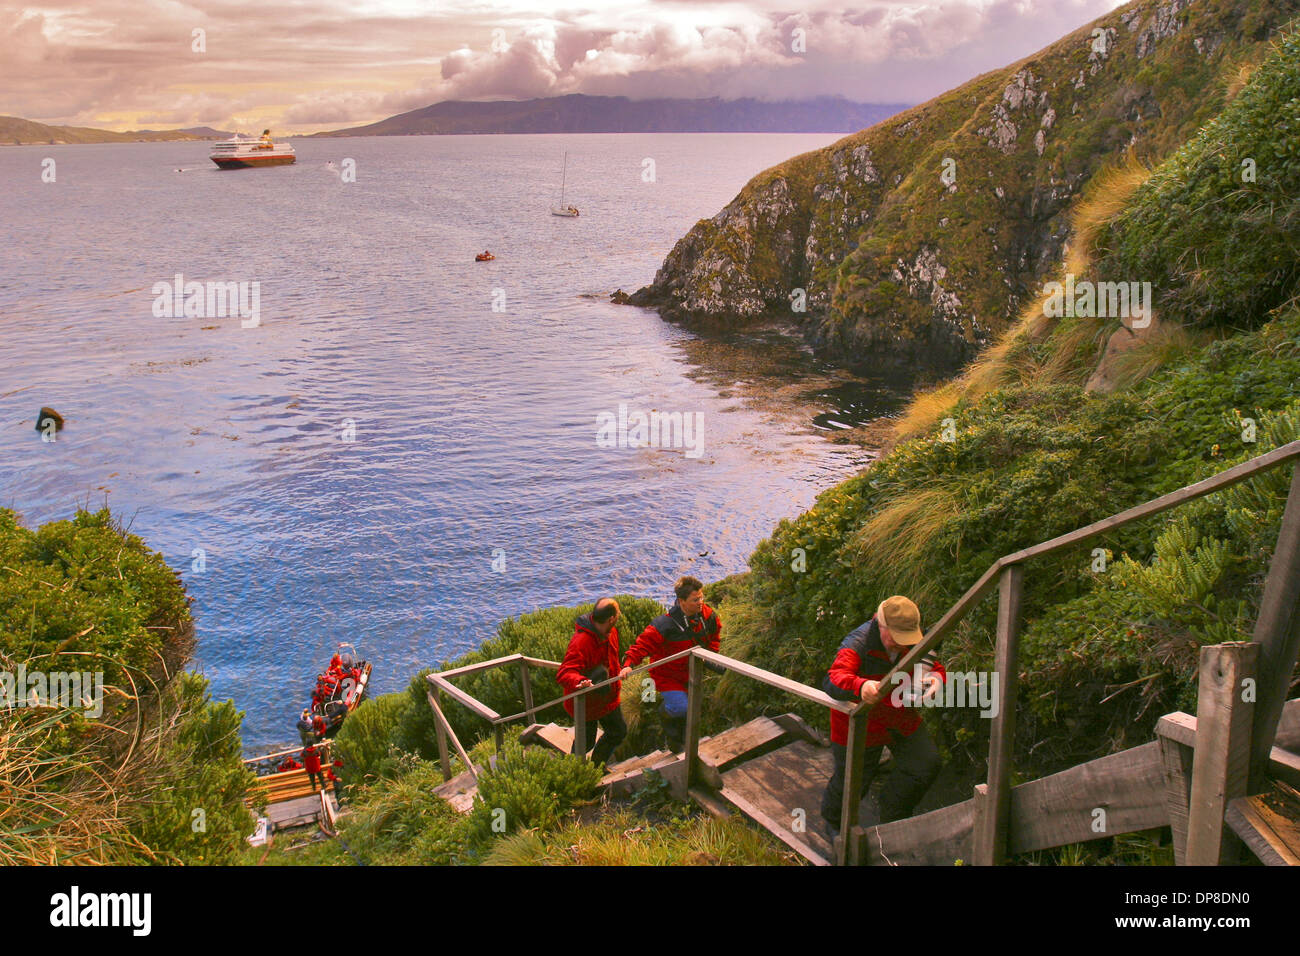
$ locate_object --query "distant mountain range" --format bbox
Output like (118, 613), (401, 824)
(0, 116), (233, 145)
(310, 94), (909, 136)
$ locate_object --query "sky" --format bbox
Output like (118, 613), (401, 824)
(1, 0), (1129, 133)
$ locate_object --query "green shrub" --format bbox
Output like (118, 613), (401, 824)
(333, 691), (413, 784)
(0, 507), (191, 707)
(481, 807), (800, 866)
(463, 736), (604, 846)
(0, 507), (258, 865)
(127, 672), (262, 865)
(339, 756), (472, 865)
(712, 302), (1300, 776)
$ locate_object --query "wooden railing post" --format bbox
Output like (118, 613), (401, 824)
(1187, 642), (1258, 865)
(837, 707), (869, 866)
(1248, 461), (1300, 793)
(433, 687), (452, 781)
(520, 659), (535, 725)
(1156, 713), (1196, 865)
(684, 652), (704, 784)
(972, 563), (1024, 866)
(573, 689), (588, 759)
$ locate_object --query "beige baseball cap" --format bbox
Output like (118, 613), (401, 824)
(876, 595), (924, 645)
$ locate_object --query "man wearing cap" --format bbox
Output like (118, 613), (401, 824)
(820, 595), (945, 831)
(557, 598), (627, 766)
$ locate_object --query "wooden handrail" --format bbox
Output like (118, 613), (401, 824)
(426, 690), (479, 782)
(243, 740), (332, 765)
(492, 649), (695, 724)
(434, 653), (527, 680)
(868, 438), (1300, 712)
(428, 673), (504, 722)
(693, 647), (852, 712)
(424, 642), (849, 731)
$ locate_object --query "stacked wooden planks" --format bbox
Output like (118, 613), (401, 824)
(247, 767), (334, 807)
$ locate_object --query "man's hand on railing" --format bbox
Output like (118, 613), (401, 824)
(919, 673), (943, 704)
(576, 679), (593, 689)
(859, 679), (882, 707)
(618, 666), (633, 680)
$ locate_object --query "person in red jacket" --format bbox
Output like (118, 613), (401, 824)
(619, 576), (721, 753)
(820, 595), (945, 831)
(557, 598), (627, 766)
(303, 744), (324, 791)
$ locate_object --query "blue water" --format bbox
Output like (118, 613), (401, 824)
(0, 134), (905, 747)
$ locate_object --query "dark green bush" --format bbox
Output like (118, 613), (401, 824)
(0, 507), (191, 705)
(1095, 29), (1300, 328)
(128, 672), (262, 865)
(333, 690), (414, 784)
(463, 736), (604, 845)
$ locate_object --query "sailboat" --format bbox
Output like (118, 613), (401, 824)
(551, 152), (580, 217)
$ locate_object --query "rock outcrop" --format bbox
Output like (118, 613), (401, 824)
(631, 0), (1300, 372)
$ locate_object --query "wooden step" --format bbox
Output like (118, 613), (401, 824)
(521, 722), (593, 754)
(247, 768), (335, 806)
(688, 785), (733, 820)
(1226, 783), (1300, 866)
(696, 716), (791, 788)
(714, 738), (838, 866)
(603, 749), (672, 779)
(600, 750), (674, 797)
(432, 766), (483, 815)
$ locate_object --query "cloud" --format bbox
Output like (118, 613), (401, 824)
(0, 0), (1127, 131)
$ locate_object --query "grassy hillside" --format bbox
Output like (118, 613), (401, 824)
(705, 27), (1300, 777)
(631, 0), (1300, 371)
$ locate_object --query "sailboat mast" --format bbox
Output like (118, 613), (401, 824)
(560, 151), (567, 206)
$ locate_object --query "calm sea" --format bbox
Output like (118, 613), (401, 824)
(0, 133), (907, 747)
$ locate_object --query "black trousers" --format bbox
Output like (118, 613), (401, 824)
(573, 709), (628, 766)
(820, 723), (940, 828)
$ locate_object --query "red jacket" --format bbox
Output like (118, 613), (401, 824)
(557, 616), (621, 719)
(825, 616), (946, 747)
(303, 747), (322, 773)
(623, 602), (721, 694)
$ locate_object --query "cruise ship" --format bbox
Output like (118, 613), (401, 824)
(209, 131), (296, 169)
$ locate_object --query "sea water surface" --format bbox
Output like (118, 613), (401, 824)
(0, 134), (907, 747)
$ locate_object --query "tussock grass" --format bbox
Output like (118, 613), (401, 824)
(894, 150), (1157, 444)
(0, 706), (149, 865)
(1102, 322), (1214, 391)
(481, 808), (799, 866)
(1068, 150), (1154, 271)
(848, 485), (961, 607)
(892, 381), (964, 443)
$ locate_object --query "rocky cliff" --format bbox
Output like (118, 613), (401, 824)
(630, 0), (1300, 371)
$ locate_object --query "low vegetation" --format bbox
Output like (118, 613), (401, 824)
(0, 508), (259, 864)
